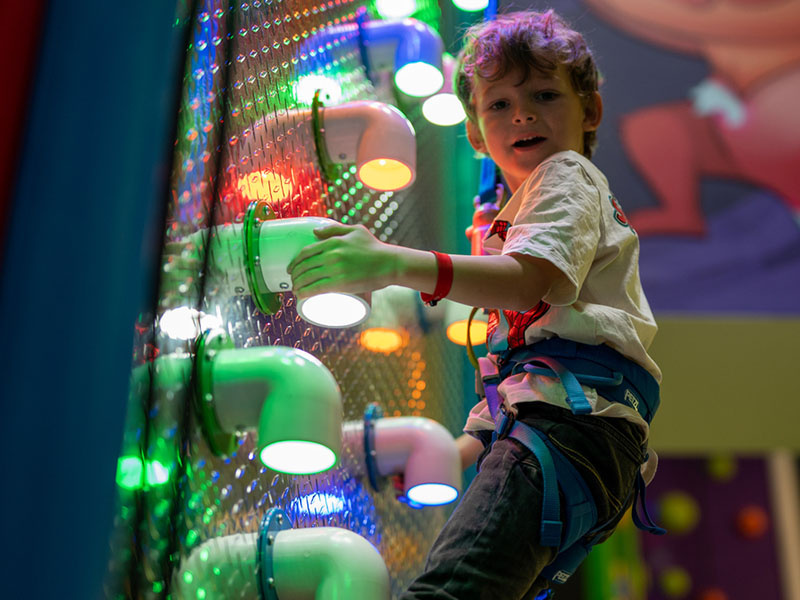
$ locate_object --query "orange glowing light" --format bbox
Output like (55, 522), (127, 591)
(446, 318), (488, 346)
(359, 327), (406, 353)
(358, 159), (412, 191)
(237, 169), (293, 202)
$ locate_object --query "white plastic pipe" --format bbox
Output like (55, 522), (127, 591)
(175, 534), (260, 599)
(238, 100), (416, 192)
(321, 101), (416, 191)
(255, 217), (371, 328)
(272, 527), (390, 600)
(341, 415), (462, 505)
(174, 527), (390, 600)
(208, 343), (343, 474)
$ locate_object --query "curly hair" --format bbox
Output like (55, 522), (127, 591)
(455, 10), (601, 158)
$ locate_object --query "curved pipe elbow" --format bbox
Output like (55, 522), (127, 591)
(173, 527), (390, 600)
(321, 101), (416, 191)
(374, 416), (462, 504)
(273, 527), (390, 600)
(203, 338), (343, 473)
(360, 18), (443, 73)
(174, 533), (261, 599)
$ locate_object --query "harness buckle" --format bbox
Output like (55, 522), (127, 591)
(494, 406), (516, 440)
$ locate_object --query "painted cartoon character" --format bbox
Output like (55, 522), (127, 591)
(583, 0), (800, 236)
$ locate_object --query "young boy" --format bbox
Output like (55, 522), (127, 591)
(289, 10), (661, 599)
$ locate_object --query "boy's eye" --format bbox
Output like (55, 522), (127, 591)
(535, 91), (559, 102)
(488, 99), (508, 111)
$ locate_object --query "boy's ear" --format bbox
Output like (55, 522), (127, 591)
(582, 92), (603, 132)
(466, 119), (488, 154)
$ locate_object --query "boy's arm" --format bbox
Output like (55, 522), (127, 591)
(456, 434), (485, 470)
(287, 224), (563, 312)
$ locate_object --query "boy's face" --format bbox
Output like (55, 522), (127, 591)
(465, 64), (602, 192)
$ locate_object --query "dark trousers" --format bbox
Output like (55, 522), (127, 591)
(400, 403), (646, 600)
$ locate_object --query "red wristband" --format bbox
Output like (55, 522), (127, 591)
(420, 251), (453, 307)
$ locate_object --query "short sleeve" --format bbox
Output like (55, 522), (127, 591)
(501, 156), (601, 305)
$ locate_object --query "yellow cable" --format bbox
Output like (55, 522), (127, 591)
(465, 306), (481, 371)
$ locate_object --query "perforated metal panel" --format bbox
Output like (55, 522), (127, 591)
(106, 1), (467, 598)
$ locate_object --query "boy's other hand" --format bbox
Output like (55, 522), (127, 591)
(287, 223), (397, 298)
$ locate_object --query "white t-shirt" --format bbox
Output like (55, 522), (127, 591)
(465, 151), (661, 479)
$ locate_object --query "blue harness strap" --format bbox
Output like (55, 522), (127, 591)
(520, 356), (593, 415)
(503, 421), (598, 550)
(504, 422), (563, 547)
(498, 338), (660, 425)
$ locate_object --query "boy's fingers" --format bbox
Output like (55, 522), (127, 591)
(313, 224), (358, 239)
(287, 242), (323, 273)
(292, 268), (332, 298)
(288, 223), (362, 272)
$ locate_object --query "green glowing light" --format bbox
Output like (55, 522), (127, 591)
(183, 571), (194, 584)
(375, 0), (416, 19)
(197, 588), (207, 599)
(146, 460), (170, 485)
(116, 456), (171, 490)
(186, 529), (199, 547)
(116, 457), (143, 490)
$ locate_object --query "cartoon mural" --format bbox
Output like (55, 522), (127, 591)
(532, 0), (800, 314)
(582, 0), (800, 237)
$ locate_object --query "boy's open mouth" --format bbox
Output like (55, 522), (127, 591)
(512, 136), (545, 148)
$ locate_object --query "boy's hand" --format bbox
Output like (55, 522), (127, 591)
(287, 224), (397, 298)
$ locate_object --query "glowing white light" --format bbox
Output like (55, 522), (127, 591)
(289, 492), (346, 517)
(260, 441), (337, 474)
(452, 0), (489, 11)
(375, 0), (417, 19)
(159, 307), (222, 340)
(298, 293), (370, 328)
(296, 74), (342, 106)
(145, 460), (170, 485)
(406, 483), (459, 506)
(422, 94), (467, 126)
(394, 62), (444, 98)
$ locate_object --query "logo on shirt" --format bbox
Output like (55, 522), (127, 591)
(609, 194), (633, 230)
(488, 302), (551, 350)
(487, 219), (511, 241)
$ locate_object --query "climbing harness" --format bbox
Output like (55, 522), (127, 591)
(466, 312), (665, 587)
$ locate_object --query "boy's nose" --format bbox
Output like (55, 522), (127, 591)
(513, 107), (536, 123)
